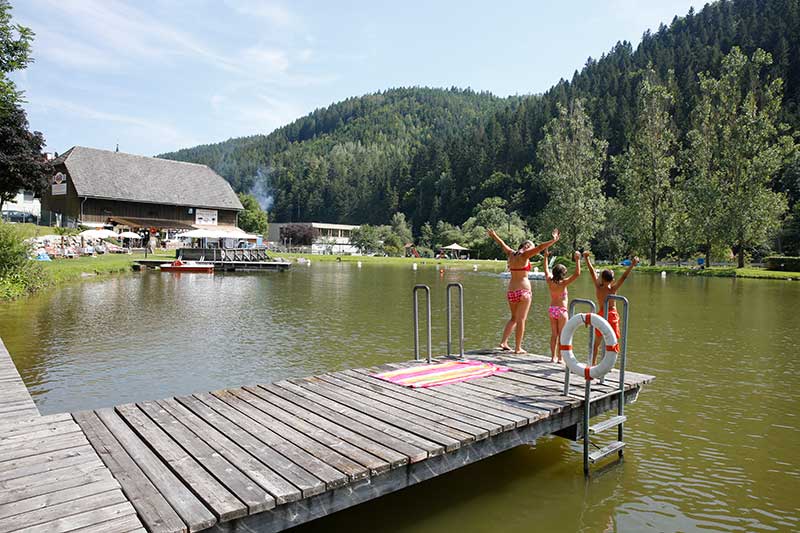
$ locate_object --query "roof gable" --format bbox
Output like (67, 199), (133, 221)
(59, 146), (243, 211)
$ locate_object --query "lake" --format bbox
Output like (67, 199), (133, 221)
(2, 262), (798, 532)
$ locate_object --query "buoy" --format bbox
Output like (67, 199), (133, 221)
(307, 260), (311, 266)
(560, 313), (619, 380)
(439, 267), (445, 276)
(473, 264), (478, 271)
(357, 261), (362, 268)
(412, 263), (418, 270)
(661, 271), (666, 278)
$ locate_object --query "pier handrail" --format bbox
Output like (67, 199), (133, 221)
(446, 283), (465, 357)
(605, 294), (629, 449)
(413, 285), (432, 363)
(565, 298), (597, 396)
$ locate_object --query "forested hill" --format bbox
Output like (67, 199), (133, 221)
(160, 0), (800, 231)
(158, 88), (512, 223)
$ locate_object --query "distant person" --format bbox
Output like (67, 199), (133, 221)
(543, 249), (582, 363)
(488, 228), (560, 354)
(583, 251), (639, 364)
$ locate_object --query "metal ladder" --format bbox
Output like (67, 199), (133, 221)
(413, 283), (465, 362)
(565, 296), (630, 475)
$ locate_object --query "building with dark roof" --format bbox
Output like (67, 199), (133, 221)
(42, 146), (243, 230)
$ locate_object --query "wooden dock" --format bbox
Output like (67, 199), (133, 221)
(133, 259), (290, 272)
(0, 343), (653, 533)
(0, 338), (143, 532)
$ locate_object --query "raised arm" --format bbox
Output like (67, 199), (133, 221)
(527, 228), (560, 258)
(543, 249), (552, 279)
(487, 229), (514, 256)
(565, 251), (582, 285)
(613, 256), (640, 289)
(583, 250), (598, 284)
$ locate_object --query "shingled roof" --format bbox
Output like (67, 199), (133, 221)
(55, 146), (243, 211)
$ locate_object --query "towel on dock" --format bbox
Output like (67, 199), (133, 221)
(374, 360), (509, 388)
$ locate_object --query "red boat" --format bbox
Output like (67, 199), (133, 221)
(159, 259), (215, 273)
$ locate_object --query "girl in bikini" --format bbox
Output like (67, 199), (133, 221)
(488, 228), (560, 354)
(544, 249), (581, 363)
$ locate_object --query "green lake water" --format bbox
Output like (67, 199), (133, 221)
(1, 262), (798, 532)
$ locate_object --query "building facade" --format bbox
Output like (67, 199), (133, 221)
(268, 222), (361, 254)
(42, 146), (242, 231)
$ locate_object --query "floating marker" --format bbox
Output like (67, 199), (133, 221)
(473, 264), (478, 271)
(412, 263), (418, 270)
(357, 261), (362, 268)
(661, 271), (666, 277)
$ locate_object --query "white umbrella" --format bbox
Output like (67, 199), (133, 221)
(79, 229), (117, 239)
(442, 243), (469, 251)
(117, 231), (141, 239)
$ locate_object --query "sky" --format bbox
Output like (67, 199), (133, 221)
(10, 0), (705, 157)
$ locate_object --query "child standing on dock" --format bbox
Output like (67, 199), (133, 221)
(583, 251), (639, 364)
(543, 249), (582, 363)
(488, 228), (560, 354)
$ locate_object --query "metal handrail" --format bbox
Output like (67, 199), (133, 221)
(567, 298), (596, 476)
(605, 294), (629, 455)
(413, 285), (432, 363)
(565, 299), (597, 396)
(446, 283), (465, 357)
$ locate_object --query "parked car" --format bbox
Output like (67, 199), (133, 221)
(1, 210), (36, 223)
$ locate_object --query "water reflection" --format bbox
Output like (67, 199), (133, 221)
(2, 264), (799, 532)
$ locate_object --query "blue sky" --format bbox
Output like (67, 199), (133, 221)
(11, 0), (703, 156)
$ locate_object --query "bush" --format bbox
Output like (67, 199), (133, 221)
(764, 256), (800, 272)
(0, 222), (49, 300)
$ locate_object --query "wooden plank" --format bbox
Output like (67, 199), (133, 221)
(296, 377), (468, 450)
(189, 393), (350, 492)
(0, 417), (74, 440)
(96, 408), (216, 532)
(0, 463), (110, 506)
(69, 513), (145, 532)
(0, 444), (96, 480)
(247, 384), (415, 469)
(335, 371), (507, 434)
(234, 387), (396, 480)
(263, 382), (442, 461)
(115, 403), (245, 523)
(136, 401), (274, 515)
(23, 501), (137, 533)
(208, 390), (365, 484)
(238, 385), (399, 472)
(174, 395), (326, 498)
(372, 362), (547, 423)
(156, 398), (302, 505)
(73, 410), (188, 533)
(0, 422), (82, 447)
(0, 432), (87, 463)
(0, 478), (120, 521)
(349, 368), (525, 430)
(314, 374), (488, 441)
(454, 376), (577, 413)
(0, 487), (127, 531)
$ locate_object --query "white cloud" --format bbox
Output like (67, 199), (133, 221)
(241, 47), (290, 73)
(33, 96), (200, 151)
(224, 0), (292, 26)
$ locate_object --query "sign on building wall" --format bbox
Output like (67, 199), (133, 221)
(195, 208), (218, 226)
(51, 173), (67, 195)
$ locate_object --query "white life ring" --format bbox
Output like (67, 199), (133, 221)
(559, 313), (619, 380)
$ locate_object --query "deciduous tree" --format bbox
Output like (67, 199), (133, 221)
(537, 100), (607, 250)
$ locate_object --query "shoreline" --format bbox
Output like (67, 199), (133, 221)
(5, 251), (798, 302)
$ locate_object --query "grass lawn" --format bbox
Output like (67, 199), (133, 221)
(39, 252), (173, 284)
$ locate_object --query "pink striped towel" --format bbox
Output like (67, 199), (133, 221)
(373, 360), (509, 388)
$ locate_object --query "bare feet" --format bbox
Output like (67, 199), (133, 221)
(514, 348), (527, 354)
(497, 343), (511, 351)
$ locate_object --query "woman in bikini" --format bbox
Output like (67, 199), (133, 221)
(488, 228), (560, 354)
(543, 249), (581, 363)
